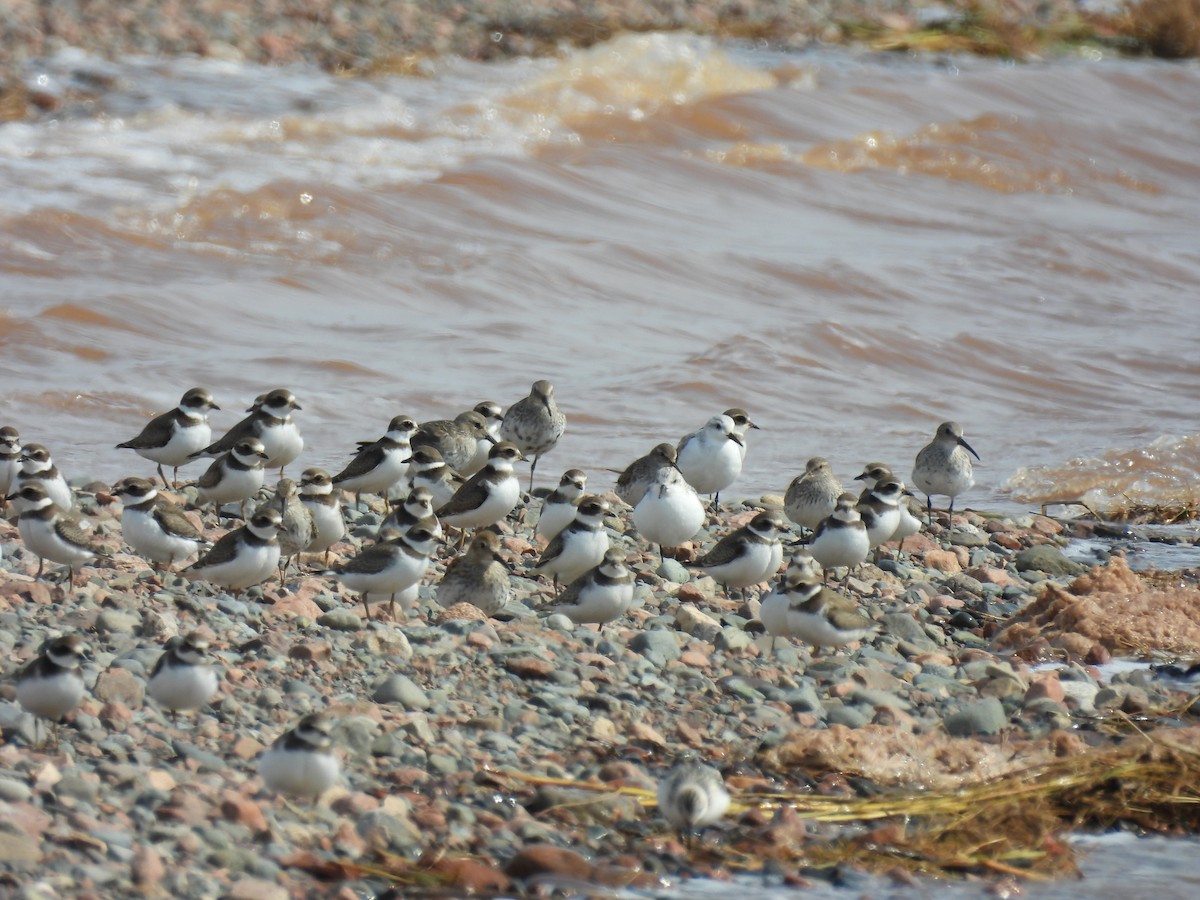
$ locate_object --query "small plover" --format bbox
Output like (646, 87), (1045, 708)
(328, 523), (438, 620)
(784, 457), (842, 535)
(691, 509), (788, 598)
(116, 387), (218, 487)
(406, 446), (465, 511)
(111, 476), (206, 570)
(258, 712), (340, 801)
(549, 548), (635, 628)
(16, 634), (89, 747)
(8, 482), (109, 581)
(615, 443), (678, 509)
(632, 466), (705, 561)
(194, 388), (303, 476)
(436, 442), (523, 532)
(657, 758), (730, 835)
(808, 493), (869, 579)
(856, 477), (905, 555)
(0, 425), (23, 501)
(437, 530), (511, 616)
(500, 380), (565, 492)
(722, 407), (760, 461)
(855, 462), (921, 550)
(334, 414), (417, 509)
(182, 507), (282, 592)
(676, 414), (744, 507)
(147, 632), (219, 722)
(412, 410), (496, 473)
(193, 437), (268, 521)
(911, 421), (980, 522)
(530, 495), (610, 591)
(760, 556), (874, 654)
(535, 469), (587, 542)
(380, 485), (442, 541)
(298, 467), (344, 565)
(15, 443), (74, 512)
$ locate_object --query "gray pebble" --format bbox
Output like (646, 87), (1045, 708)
(372, 674), (431, 709)
(945, 697), (1007, 736)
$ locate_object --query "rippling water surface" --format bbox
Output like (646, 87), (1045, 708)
(2, 37), (1199, 514)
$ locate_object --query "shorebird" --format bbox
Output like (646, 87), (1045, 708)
(412, 410), (496, 473)
(193, 387), (303, 477)
(193, 437), (268, 522)
(548, 548), (636, 629)
(676, 414), (744, 509)
(657, 757), (730, 840)
(807, 493), (869, 580)
(258, 713), (340, 801)
(111, 476), (206, 571)
(333, 414), (417, 510)
(182, 508), (282, 593)
(856, 462), (922, 551)
(535, 468), (587, 543)
(15, 634), (90, 749)
(784, 457), (842, 536)
(8, 482), (109, 582)
(759, 553), (875, 655)
(437, 530), (512, 617)
(632, 466), (705, 563)
(147, 632), (219, 724)
(116, 387), (218, 488)
(297, 467), (344, 566)
(529, 495), (610, 592)
(436, 442), (523, 535)
(327, 523), (438, 620)
(690, 509), (788, 600)
(615, 443), (678, 509)
(15, 443), (74, 512)
(911, 421), (980, 523)
(500, 380), (565, 492)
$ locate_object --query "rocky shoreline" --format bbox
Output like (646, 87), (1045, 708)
(2, 475), (1199, 895)
(0, 0), (1178, 121)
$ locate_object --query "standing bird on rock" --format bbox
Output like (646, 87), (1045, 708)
(0, 426), (21, 502)
(759, 552), (874, 655)
(193, 437), (268, 522)
(328, 523), (438, 621)
(548, 548), (636, 629)
(8, 482), (109, 582)
(784, 457), (842, 537)
(437, 530), (512, 617)
(463, 401), (504, 476)
(722, 407), (760, 461)
(676, 414), (744, 509)
(111, 476), (206, 571)
(256, 478), (317, 578)
(911, 421), (980, 523)
(808, 493), (869, 580)
(632, 466), (705, 563)
(16, 634), (90, 748)
(182, 508), (282, 593)
(536, 469), (587, 543)
(615, 443), (678, 509)
(116, 387), (218, 488)
(530, 495), (610, 592)
(380, 485), (442, 541)
(856, 462), (923, 552)
(657, 758), (730, 839)
(193, 388), (303, 478)
(334, 414), (417, 510)
(406, 446), (464, 511)
(436, 442), (523, 534)
(298, 468), (344, 566)
(412, 410), (496, 474)
(147, 632), (219, 724)
(690, 509), (788, 600)
(500, 380), (565, 492)
(15, 443), (74, 513)
(259, 713), (340, 801)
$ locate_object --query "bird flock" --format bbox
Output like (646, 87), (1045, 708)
(2, 380), (979, 825)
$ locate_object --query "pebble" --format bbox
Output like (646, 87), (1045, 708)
(372, 674), (431, 709)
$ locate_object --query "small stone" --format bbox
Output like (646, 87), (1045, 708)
(288, 641), (332, 662)
(0, 827), (41, 864)
(317, 609), (362, 631)
(1013, 545), (1085, 575)
(656, 559), (690, 583)
(506, 657), (554, 679)
(94, 668), (145, 706)
(372, 674), (431, 709)
(131, 844), (166, 889)
(630, 629), (681, 664)
(96, 609), (140, 633)
(945, 698), (1007, 736)
(227, 878), (288, 900)
(675, 605), (719, 636)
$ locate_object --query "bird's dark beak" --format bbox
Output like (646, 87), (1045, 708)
(210, 403), (221, 411)
(749, 422), (761, 430)
(958, 437), (981, 461)
(293, 402), (303, 411)
(486, 434), (498, 445)
(730, 433), (745, 447)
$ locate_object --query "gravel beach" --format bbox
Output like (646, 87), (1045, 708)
(2, 475), (1198, 895)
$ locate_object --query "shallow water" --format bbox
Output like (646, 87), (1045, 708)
(3, 38), (1200, 517)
